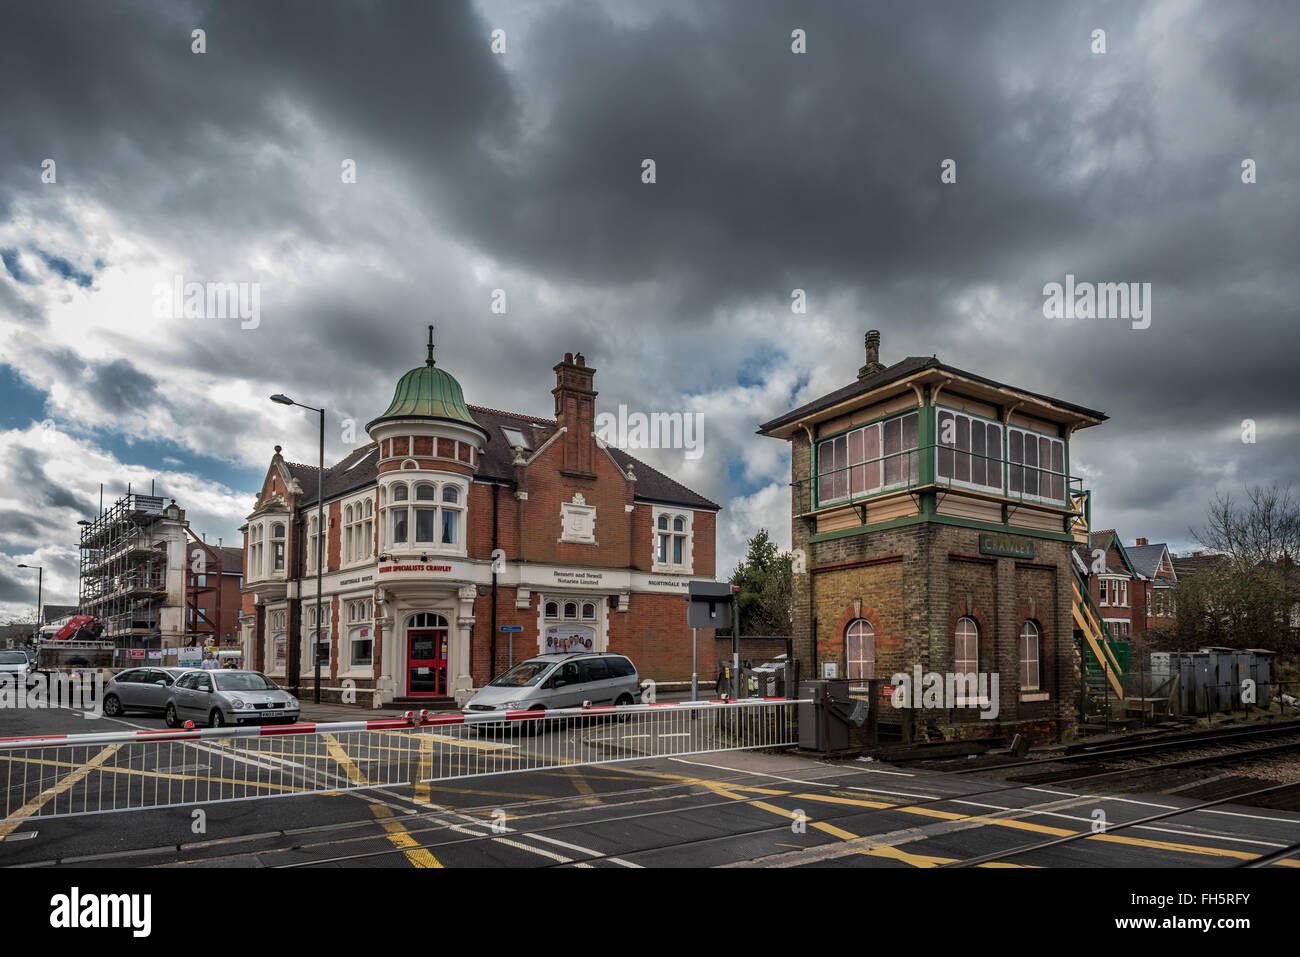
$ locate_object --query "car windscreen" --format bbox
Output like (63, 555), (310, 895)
(489, 661), (553, 687)
(212, 673), (279, 692)
(0, 652), (27, 664)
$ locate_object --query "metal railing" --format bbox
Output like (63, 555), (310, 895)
(0, 699), (803, 824)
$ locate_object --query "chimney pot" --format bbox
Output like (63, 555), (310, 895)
(564, 352), (574, 364)
(575, 353), (585, 367)
(858, 329), (884, 379)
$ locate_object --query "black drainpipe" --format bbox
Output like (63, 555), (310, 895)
(490, 482), (500, 679)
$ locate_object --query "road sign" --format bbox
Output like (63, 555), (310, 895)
(499, 625), (523, 632)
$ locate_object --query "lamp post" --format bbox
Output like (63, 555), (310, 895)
(271, 393), (326, 705)
(16, 564), (42, 645)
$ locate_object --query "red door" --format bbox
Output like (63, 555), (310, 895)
(407, 628), (448, 696)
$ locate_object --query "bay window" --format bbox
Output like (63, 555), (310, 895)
(816, 410), (918, 506)
(1008, 427), (1066, 504)
(382, 479), (466, 552)
(937, 409), (1003, 492)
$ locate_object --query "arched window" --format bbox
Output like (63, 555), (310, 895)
(382, 481), (464, 553)
(845, 619), (875, 686)
(655, 511), (690, 569)
(1019, 620), (1040, 691)
(581, 602), (596, 621)
(271, 522), (286, 572)
(954, 617), (979, 677)
(563, 602), (578, 620)
(544, 601), (559, 619)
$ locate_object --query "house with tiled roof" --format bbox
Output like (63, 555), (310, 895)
(241, 331), (719, 707)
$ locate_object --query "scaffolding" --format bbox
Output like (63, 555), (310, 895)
(78, 492), (176, 658)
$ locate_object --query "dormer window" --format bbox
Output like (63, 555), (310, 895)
(501, 426), (531, 451)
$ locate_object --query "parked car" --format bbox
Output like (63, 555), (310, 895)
(164, 669), (300, 728)
(0, 649), (36, 687)
(465, 653), (640, 721)
(102, 667), (195, 717)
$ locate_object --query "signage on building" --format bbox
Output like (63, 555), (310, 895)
(339, 575), (374, 586)
(545, 624), (595, 654)
(978, 533), (1035, 560)
(134, 495), (165, 514)
(129, 648), (146, 659)
(177, 648), (203, 665)
(645, 575), (692, 591)
(378, 564), (453, 574)
(551, 569), (606, 588)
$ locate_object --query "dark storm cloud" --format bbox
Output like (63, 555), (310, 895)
(0, 0), (1296, 555)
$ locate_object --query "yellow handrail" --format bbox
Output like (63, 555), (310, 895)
(1071, 580), (1124, 699)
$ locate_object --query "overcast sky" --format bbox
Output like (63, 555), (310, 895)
(1, 0), (1297, 620)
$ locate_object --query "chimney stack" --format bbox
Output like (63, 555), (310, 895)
(858, 330), (885, 379)
(1135, 537), (1148, 547)
(553, 352), (598, 478)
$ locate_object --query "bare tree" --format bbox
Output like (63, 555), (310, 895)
(1193, 482), (1300, 571)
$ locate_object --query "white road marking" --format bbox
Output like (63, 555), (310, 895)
(523, 832), (643, 868)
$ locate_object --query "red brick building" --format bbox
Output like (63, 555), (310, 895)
(1074, 532), (1178, 641)
(240, 335), (719, 707)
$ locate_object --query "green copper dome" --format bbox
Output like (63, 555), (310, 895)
(365, 327), (488, 438)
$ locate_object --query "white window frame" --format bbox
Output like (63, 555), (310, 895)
(954, 617), (980, 705)
(270, 522), (287, 574)
(381, 477), (468, 555)
(845, 619), (875, 688)
(651, 507), (693, 573)
(1006, 426), (1067, 505)
(1019, 620), (1041, 691)
(936, 407), (1004, 494)
(816, 410), (920, 507)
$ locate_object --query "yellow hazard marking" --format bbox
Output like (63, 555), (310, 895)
(414, 735), (433, 805)
(370, 804), (442, 868)
(322, 734), (369, 787)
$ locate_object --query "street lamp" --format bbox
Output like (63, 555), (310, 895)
(271, 393), (325, 704)
(16, 564), (42, 645)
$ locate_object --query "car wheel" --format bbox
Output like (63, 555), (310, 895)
(164, 703), (178, 728)
(103, 694), (123, 717)
(614, 692), (636, 722)
(209, 709), (226, 728)
(523, 705), (546, 736)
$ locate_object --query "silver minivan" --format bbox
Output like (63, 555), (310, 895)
(466, 653), (640, 714)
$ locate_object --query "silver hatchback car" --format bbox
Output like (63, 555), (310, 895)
(164, 669), (300, 728)
(466, 653), (640, 714)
